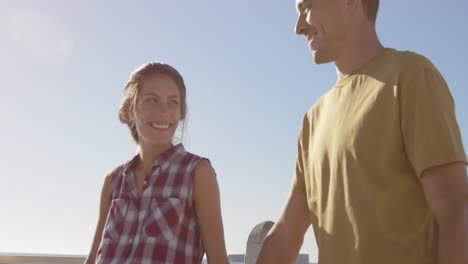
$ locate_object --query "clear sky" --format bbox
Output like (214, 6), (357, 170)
(1, 0), (467, 262)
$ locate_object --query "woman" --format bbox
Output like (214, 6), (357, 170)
(85, 62), (229, 264)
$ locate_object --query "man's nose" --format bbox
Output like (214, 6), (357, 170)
(295, 15), (306, 35)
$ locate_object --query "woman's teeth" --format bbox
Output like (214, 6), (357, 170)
(149, 122), (170, 129)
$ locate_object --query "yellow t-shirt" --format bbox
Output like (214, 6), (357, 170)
(292, 48), (467, 264)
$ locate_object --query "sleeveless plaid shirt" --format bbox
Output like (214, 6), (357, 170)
(96, 144), (205, 264)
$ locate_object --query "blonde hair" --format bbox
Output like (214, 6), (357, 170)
(118, 62), (187, 143)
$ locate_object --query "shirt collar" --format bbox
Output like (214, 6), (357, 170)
(122, 143), (185, 174)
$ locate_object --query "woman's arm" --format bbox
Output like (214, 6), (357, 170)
(193, 159), (230, 264)
(84, 173), (113, 264)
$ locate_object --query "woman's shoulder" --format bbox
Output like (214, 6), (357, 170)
(180, 150), (215, 174)
(180, 148), (210, 165)
(104, 156), (137, 185)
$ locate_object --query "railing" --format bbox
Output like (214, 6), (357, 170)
(0, 254), (314, 264)
(0, 221), (313, 264)
(0, 254), (86, 264)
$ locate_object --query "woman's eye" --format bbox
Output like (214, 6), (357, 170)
(169, 100), (179, 105)
(147, 97), (158, 103)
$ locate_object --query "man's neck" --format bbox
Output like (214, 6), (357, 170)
(335, 28), (383, 79)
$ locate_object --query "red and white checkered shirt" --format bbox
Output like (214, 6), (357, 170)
(96, 144), (206, 264)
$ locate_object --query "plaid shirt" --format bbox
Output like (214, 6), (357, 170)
(96, 144), (205, 264)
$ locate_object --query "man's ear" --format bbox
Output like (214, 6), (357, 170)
(345, 0), (361, 15)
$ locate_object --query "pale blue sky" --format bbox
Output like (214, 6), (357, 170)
(1, 0), (467, 262)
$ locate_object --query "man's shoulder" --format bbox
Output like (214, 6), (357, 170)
(372, 48), (440, 86)
(301, 89), (334, 127)
(385, 48), (436, 71)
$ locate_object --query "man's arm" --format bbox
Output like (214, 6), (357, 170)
(421, 162), (468, 264)
(256, 192), (311, 264)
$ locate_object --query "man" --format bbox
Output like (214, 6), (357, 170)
(256, 0), (468, 263)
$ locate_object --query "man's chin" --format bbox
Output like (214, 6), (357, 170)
(312, 57), (331, 65)
(312, 51), (334, 64)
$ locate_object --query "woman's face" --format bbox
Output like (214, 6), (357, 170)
(132, 75), (181, 149)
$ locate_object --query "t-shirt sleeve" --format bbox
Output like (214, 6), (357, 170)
(400, 64), (467, 177)
(291, 113), (310, 195)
